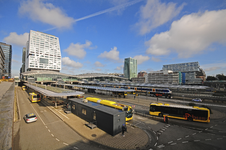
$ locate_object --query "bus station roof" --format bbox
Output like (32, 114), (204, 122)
(55, 83), (135, 92)
(25, 83), (84, 97)
(96, 82), (209, 89)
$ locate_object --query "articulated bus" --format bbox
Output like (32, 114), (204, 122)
(86, 97), (133, 121)
(29, 92), (41, 103)
(149, 103), (210, 123)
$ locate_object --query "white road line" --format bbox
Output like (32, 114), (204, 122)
(48, 129), (50, 132)
(56, 109), (69, 119)
(171, 143), (176, 145)
(185, 135), (189, 138)
(157, 136), (158, 140)
(51, 134), (54, 137)
(210, 126), (213, 128)
(199, 131), (202, 133)
(205, 139), (211, 141)
(154, 143), (157, 146)
(74, 147), (78, 149)
(29, 101), (46, 126)
(63, 142), (69, 146)
(177, 138), (182, 141)
(168, 141), (173, 144)
(194, 140), (200, 142)
(56, 138), (60, 141)
(215, 124), (217, 126)
(205, 128), (208, 130)
(157, 145), (165, 148)
(192, 133), (196, 135)
(182, 141), (188, 143)
(217, 138), (222, 140)
(153, 131), (156, 134)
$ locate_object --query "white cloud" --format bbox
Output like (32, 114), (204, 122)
(115, 65), (123, 70)
(98, 47), (120, 61)
(151, 56), (161, 62)
(62, 57), (83, 68)
(201, 63), (226, 74)
(135, 0), (185, 35)
(19, 0), (74, 28)
(3, 32), (28, 47)
(133, 55), (150, 65)
(94, 61), (104, 67)
(146, 9), (226, 58)
(64, 41), (94, 59)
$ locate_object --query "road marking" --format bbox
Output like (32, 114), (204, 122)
(157, 144), (165, 148)
(56, 109), (69, 119)
(192, 133), (196, 135)
(194, 140), (200, 142)
(74, 147), (78, 149)
(215, 124), (217, 126)
(48, 129), (50, 132)
(199, 131), (202, 133)
(63, 142), (68, 146)
(208, 133), (215, 135)
(157, 136), (158, 140)
(210, 126), (213, 128)
(177, 138), (182, 141)
(51, 134), (54, 137)
(56, 138), (60, 141)
(171, 143), (176, 145)
(153, 131), (156, 134)
(45, 126), (48, 128)
(29, 100), (46, 126)
(185, 135), (189, 138)
(182, 141), (188, 143)
(217, 138), (222, 140)
(205, 139), (211, 141)
(168, 141), (173, 144)
(205, 128), (208, 130)
(154, 143), (157, 146)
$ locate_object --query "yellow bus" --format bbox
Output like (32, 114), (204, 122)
(149, 103), (210, 123)
(86, 97), (133, 121)
(22, 86), (26, 91)
(29, 92), (41, 103)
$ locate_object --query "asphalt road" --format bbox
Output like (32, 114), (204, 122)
(85, 92), (226, 150)
(13, 87), (107, 150)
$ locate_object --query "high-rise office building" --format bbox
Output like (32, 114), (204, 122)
(25, 30), (61, 72)
(0, 42), (12, 78)
(124, 57), (137, 80)
(0, 45), (5, 78)
(21, 47), (26, 73)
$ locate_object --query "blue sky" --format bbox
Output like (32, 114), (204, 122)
(1, 0), (226, 77)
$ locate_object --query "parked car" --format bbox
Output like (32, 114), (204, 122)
(24, 113), (37, 123)
(192, 98), (202, 102)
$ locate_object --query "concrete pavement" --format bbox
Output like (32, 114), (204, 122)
(42, 98), (150, 150)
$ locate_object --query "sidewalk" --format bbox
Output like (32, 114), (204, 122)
(41, 98), (150, 150)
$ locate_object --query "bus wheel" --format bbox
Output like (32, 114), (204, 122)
(187, 117), (193, 122)
(159, 113), (163, 117)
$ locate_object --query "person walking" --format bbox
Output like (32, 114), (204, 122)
(122, 124), (127, 137)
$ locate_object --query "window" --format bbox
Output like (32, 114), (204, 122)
(82, 108), (86, 115)
(40, 58), (48, 64)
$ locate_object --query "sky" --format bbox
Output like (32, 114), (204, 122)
(1, 0), (226, 77)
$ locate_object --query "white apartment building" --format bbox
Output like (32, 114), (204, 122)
(25, 30), (61, 72)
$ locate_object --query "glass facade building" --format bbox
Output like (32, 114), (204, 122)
(0, 45), (5, 78)
(124, 57), (137, 80)
(25, 30), (61, 72)
(162, 62), (205, 85)
(0, 42), (12, 78)
(21, 47), (26, 73)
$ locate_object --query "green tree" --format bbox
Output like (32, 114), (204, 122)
(206, 76), (217, 81)
(216, 74), (226, 80)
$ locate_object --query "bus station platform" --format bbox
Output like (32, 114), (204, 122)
(41, 98), (151, 150)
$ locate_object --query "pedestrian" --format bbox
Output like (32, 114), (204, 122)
(122, 124), (127, 137)
(165, 116), (168, 124)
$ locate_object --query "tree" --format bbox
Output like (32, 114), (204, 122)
(206, 76), (217, 81)
(216, 74), (226, 80)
